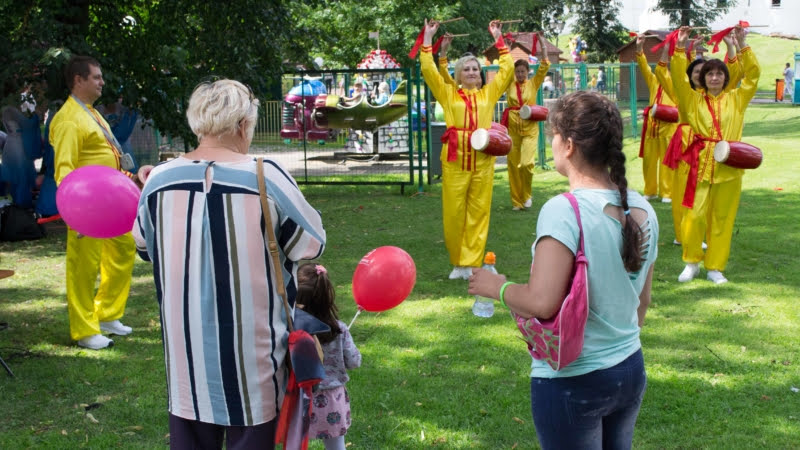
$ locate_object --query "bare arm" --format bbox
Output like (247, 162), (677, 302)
(637, 264), (654, 327)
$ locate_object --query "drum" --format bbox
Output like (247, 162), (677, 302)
(649, 104), (679, 123)
(713, 140), (763, 169)
(519, 104), (549, 121)
(471, 123), (512, 156)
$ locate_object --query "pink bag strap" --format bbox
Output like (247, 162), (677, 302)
(562, 192), (585, 253)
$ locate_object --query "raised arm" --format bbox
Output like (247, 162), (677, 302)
(486, 20), (514, 103)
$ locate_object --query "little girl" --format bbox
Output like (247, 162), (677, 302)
(296, 263), (361, 450)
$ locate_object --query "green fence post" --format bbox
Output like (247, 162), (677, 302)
(536, 82), (549, 170)
(629, 62), (638, 138)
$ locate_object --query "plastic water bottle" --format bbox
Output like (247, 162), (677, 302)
(472, 252), (497, 318)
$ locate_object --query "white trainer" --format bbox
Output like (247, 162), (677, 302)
(77, 334), (114, 350)
(702, 242), (708, 250)
(661, 197), (672, 203)
(512, 206), (523, 211)
(673, 239), (681, 245)
(707, 270), (728, 284)
(644, 195), (657, 201)
(449, 267), (465, 280)
(100, 320), (133, 336)
(523, 198), (532, 208)
(678, 263), (700, 283)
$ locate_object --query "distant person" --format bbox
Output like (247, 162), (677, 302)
(597, 67), (606, 92)
(1, 105), (40, 208)
(373, 81), (390, 105)
(542, 75), (554, 97)
(784, 62), (794, 100)
(296, 263), (361, 450)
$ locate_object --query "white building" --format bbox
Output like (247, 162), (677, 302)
(616, 0), (800, 37)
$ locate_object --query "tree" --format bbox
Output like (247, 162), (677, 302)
(567, 0), (627, 63)
(1, 0), (314, 144)
(652, 0), (738, 28)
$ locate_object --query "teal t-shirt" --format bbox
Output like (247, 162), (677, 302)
(530, 189), (658, 378)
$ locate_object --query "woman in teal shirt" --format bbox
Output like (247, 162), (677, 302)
(469, 91), (658, 449)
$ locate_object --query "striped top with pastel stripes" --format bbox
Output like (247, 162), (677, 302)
(133, 156), (326, 426)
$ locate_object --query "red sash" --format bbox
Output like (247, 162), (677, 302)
(501, 82), (524, 128)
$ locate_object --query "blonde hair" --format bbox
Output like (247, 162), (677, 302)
(378, 81), (390, 93)
(454, 54), (481, 86)
(186, 79), (260, 141)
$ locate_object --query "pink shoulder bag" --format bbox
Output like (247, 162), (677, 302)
(514, 192), (589, 371)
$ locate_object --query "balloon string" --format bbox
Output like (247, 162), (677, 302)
(348, 309), (362, 329)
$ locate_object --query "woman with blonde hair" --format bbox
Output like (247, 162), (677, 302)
(419, 19), (514, 280)
(133, 79), (326, 448)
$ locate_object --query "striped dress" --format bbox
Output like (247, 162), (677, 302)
(133, 156), (326, 426)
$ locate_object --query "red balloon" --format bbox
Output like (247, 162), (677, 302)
(352, 246), (416, 312)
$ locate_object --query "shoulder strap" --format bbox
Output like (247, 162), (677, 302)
(257, 158), (294, 332)
(562, 192), (585, 252)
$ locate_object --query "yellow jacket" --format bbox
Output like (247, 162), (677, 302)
(669, 46), (760, 184)
(637, 52), (678, 140)
(421, 44), (514, 169)
(50, 96), (119, 185)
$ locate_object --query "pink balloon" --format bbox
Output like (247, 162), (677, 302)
(352, 246), (416, 312)
(56, 165), (140, 238)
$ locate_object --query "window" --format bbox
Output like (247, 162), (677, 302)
(772, 0), (781, 7)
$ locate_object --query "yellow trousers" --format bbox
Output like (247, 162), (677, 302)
(671, 167), (688, 241)
(66, 229), (136, 340)
(680, 178), (742, 271)
(441, 156), (495, 267)
(642, 135), (673, 198)
(507, 130), (536, 208)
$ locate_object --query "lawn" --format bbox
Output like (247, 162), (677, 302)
(1, 103), (798, 448)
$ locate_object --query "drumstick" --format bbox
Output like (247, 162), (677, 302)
(449, 33), (470, 37)
(440, 17), (464, 24)
(498, 19), (522, 24)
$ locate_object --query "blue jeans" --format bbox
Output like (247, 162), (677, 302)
(530, 349), (646, 450)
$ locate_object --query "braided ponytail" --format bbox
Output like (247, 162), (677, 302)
(549, 91), (644, 273)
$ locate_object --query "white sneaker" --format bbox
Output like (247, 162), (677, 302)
(661, 197), (672, 203)
(100, 320), (133, 336)
(523, 198), (532, 209)
(644, 195), (657, 201)
(512, 206), (523, 211)
(449, 267), (466, 280)
(673, 239), (681, 245)
(77, 334), (114, 350)
(678, 263), (700, 283)
(702, 242), (708, 250)
(707, 270), (728, 284)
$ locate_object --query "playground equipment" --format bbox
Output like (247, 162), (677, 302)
(312, 80), (408, 132)
(280, 79), (337, 142)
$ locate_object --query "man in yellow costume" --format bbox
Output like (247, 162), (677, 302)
(501, 37), (549, 211)
(50, 55), (137, 349)
(419, 19), (513, 279)
(668, 25), (758, 285)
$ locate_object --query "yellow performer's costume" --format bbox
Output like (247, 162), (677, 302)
(668, 46), (759, 271)
(637, 51), (678, 199)
(656, 51), (743, 243)
(420, 43), (513, 267)
(502, 60), (549, 209)
(51, 96), (136, 341)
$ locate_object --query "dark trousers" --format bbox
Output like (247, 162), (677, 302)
(530, 349), (646, 450)
(169, 414), (277, 450)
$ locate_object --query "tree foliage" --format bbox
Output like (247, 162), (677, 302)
(567, 0), (627, 63)
(1, 0), (312, 144)
(651, 0), (739, 28)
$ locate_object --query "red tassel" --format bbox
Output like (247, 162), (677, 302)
(650, 29), (679, 57)
(408, 27), (425, 59)
(532, 33), (539, 56)
(432, 35), (444, 54)
(707, 26), (735, 53)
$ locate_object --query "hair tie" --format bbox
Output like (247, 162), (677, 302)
(315, 264), (327, 275)
(624, 209), (631, 216)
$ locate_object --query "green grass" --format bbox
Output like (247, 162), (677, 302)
(1, 103), (799, 448)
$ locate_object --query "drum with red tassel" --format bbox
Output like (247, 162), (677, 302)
(519, 104), (549, 122)
(649, 104), (679, 123)
(713, 141), (763, 169)
(471, 123), (512, 157)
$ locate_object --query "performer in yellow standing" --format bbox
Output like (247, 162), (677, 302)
(656, 33), (741, 246)
(668, 25), (758, 284)
(636, 34), (679, 203)
(419, 19), (514, 280)
(50, 55), (137, 349)
(502, 36), (549, 211)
